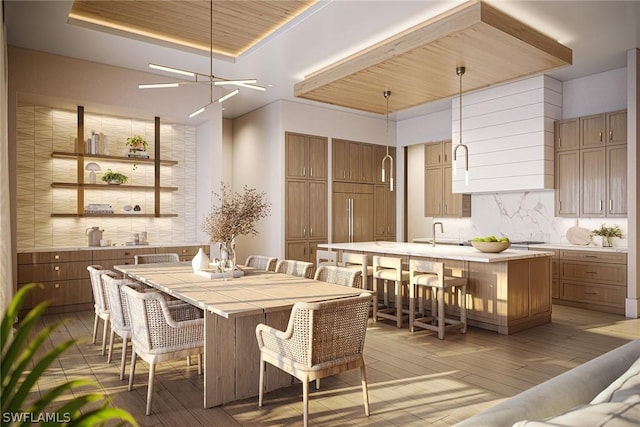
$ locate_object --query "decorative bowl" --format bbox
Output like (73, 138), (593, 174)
(471, 241), (511, 253)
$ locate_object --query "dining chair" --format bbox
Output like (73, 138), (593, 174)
(409, 259), (467, 339)
(135, 253), (180, 264)
(274, 259), (314, 279)
(255, 292), (373, 427)
(87, 265), (112, 356)
(314, 265), (362, 288)
(123, 286), (205, 415)
(102, 272), (144, 380)
(244, 255), (278, 271)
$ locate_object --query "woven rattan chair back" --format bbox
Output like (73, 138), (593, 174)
(245, 255), (278, 271)
(275, 259), (314, 279)
(314, 265), (362, 288)
(134, 253), (180, 264)
(87, 265), (114, 355)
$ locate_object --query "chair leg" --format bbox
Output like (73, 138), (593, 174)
(107, 328), (115, 363)
(197, 353), (203, 375)
(302, 379), (309, 427)
(460, 285), (467, 334)
(146, 363), (155, 415)
(101, 319), (109, 356)
(395, 280), (402, 328)
(372, 277), (378, 321)
(186, 356), (191, 366)
(258, 355), (265, 407)
(128, 351), (137, 391)
(316, 379), (320, 389)
(360, 364), (370, 417)
(437, 288), (445, 340)
(119, 337), (128, 381)
(409, 282), (416, 332)
(92, 314), (99, 344)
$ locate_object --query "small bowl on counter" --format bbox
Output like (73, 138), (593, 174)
(471, 241), (511, 253)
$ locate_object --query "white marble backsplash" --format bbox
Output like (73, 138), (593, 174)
(421, 190), (628, 248)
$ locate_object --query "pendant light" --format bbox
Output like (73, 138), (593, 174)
(453, 66), (469, 185)
(139, 0), (264, 118)
(381, 90), (394, 191)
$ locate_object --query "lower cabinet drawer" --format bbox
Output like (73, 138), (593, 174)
(19, 279), (93, 310)
(18, 261), (91, 283)
(561, 280), (625, 308)
(560, 261), (626, 285)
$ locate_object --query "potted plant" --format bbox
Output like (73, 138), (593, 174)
(100, 169), (128, 185)
(592, 224), (623, 247)
(126, 134), (148, 152)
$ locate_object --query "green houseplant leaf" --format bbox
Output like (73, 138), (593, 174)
(1, 283), (138, 426)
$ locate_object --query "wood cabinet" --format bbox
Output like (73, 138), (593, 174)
(285, 132), (328, 261)
(334, 139), (393, 184)
(333, 182), (374, 243)
(555, 110), (627, 218)
(18, 250), (93, 313)
(285, 132), (327, 179)
(424, 141), (470, 217)
(374, 184), (395, 240)
(17, 244), (209, 314)
(529, 248), (559, 299)
(556, 250), (627, 314)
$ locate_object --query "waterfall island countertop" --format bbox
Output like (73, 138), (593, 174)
(318, 241), (555, 263)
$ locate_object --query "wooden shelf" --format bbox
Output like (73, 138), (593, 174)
(51, 182), (178, 191)
(52, 151), (178, 166)
(51, 213), (178, 218)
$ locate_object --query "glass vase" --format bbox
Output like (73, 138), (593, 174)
(219, 239), (236, 278)
(602, 236), (613, 247)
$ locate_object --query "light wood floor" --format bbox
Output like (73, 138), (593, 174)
(29, 305), (640, 426)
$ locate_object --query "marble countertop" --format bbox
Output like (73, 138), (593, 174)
(17, 242), (209, 253)
(527, 243), (628, 253)
(319, 241), (555, 263)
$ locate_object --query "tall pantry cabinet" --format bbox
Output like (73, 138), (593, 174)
(285, 132), (328, 262)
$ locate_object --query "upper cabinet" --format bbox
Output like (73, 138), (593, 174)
(333, 139), (393, 184)
(555, 110), (627, 218)
(286, 132), (327, 180)
(424, 140), (470, 218)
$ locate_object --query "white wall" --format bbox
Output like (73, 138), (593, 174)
(562, 67), (627, 118)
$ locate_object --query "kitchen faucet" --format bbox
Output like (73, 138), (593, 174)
(432, 222), (444, 247)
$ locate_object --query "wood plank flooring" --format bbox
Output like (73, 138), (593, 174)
(27, 305), (640, 426)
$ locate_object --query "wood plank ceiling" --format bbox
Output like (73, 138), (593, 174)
(68, 0), (317, 60)
(294, 0), (573, 115)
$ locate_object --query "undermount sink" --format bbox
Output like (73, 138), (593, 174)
(413, 238), (465, 246)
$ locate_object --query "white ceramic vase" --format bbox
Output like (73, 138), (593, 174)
(192, 247), (210, 271)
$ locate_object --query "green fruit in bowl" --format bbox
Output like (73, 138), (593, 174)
(498, 237), (510, 242)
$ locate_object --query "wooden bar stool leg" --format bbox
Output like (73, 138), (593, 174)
(395, 280), (402, 328)
(437, 287), (445, 340)
(372, 277), (379, 321)
(460, 285), (467, 334)
(409, 282), (416, 332)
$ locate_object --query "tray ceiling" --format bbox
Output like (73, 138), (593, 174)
(68, 0), (317, 60)
(294, 0), (573, 115)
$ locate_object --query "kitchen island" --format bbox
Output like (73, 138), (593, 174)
(319, 241), (555, 334)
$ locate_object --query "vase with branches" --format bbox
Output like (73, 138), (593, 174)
(592, 224), (623, 247)
(201, 183), (271, 271)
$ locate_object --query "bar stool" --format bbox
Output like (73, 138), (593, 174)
(409, 259), (467, 340)
(341, 252), (372, 290)
(372, 256), (410, 328)
(316, 250), (338, 268)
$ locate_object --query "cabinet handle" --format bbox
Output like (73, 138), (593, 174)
(125, 252), (130, 256)
(54, 254), (60, 260)
(54, 283), (60, 288)
(310, 227), (313, 237)
(302, 167), (306, 177)
(585, 255), (597, 258)
(444, 204), (448, 214)
(609, 200), (613, 212)
(599, 132), (602, 142)
(599, 200), (603, 211)
(558, 137), (561, 147)
(586, 292), (597, 296)
(586, 271), (598, 274)
(438, 154), (441, 163)
(303, 227), (306, 237)
(609, 130), (613, 141)
(310, 167), (313, 177)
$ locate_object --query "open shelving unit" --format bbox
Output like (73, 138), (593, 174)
(51, 106), (179, 218)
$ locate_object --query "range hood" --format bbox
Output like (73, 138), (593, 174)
(451, 74), (562, 194)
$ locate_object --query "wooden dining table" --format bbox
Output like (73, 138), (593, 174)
(114, 262), (365, 408)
